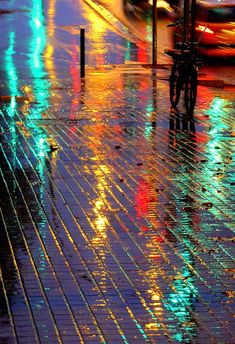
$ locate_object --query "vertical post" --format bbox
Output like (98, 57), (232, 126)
(80, 27), (85, 78)
(190, 0), (196, 52)
(152, 0), (157, 66)
(183, 0), (190, 43)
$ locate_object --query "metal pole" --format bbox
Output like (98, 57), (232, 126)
(152, 0), (157, 66)
(80, 28), (85, 78)
(183, 0), (190, 43)
(190, 0), (196, 52)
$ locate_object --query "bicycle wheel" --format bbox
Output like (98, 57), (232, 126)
(169, 61), (184, 107)
(184, 63), (198, 112)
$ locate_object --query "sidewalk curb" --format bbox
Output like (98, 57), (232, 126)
(83, 0), (145, 45)
(198, 79), (224, 88)
(88, 64), (235, 88)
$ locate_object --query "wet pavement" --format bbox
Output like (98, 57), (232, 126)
(0, 1), (235, 343)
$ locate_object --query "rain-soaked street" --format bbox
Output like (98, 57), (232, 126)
(0, 0), (235, 343)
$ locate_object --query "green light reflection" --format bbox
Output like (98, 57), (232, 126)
(4, 32), (19, 99)
(28, 0), (49, 114)
(201, 96), (234, 219)
(25, 0), (52, 162)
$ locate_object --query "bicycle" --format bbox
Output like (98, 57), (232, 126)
(165, 18), (203, 112)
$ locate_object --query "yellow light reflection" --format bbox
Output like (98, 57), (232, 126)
(91, 165), (110, 246)
(82, 3), (109, 67)
(44, 0), (56, 80)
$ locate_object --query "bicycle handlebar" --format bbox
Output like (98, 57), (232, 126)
(167, 20), (182, 28)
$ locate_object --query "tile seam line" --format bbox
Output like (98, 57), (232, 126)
(0, 212), (18, 344)
(16, 121), (163, 344)
(0, 164), (44, 344)
(1, 118), (229, 342)
(60, 123), (234, 265)
(0, 136), (105, 343)
(56, 124), (234, 310)
(80, 119), (234, 214)
(2, 115), (146, 344)
(1, 97), (233, 342)
(47, 125), (226, 338)
(4, 108), (180, 342)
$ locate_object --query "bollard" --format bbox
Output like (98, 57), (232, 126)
(80, 27), (85, 78)
(152, 0), (157, 66)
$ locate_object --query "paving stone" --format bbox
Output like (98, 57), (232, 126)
(0, 7), (234, 342)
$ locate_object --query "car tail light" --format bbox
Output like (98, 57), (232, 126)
(195, 25), (214, 34)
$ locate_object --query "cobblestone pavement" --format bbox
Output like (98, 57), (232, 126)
(0, 0), (235, 343)
(0, 64), (235, 343)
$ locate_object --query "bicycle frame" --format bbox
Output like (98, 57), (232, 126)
(165, 0), (203, 112)
(169, 50), (198, 112)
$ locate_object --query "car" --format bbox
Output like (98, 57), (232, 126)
(123, 0), (175, 17)
(173, 0), (235, 59)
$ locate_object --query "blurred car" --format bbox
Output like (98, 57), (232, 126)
(173, 0), (235, 59)
(123, 0), (175, 17)
(196, 0), (235, 59)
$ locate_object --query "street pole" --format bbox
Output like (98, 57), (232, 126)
(190, 0), (196, 52)
(183, 0), (190, 43)
(152, 0), (157, 66)
(80, 27), (85, 78)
